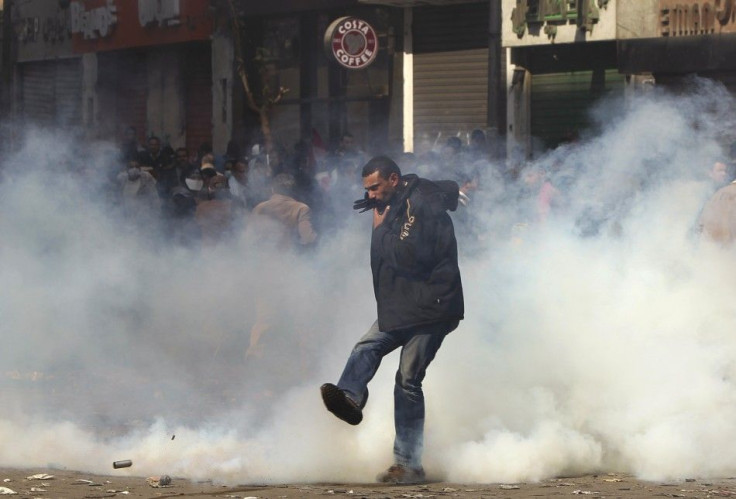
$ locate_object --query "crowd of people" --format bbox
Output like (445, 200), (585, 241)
(113, 127), (374, 249)
(108, 124), (736, 256)
(110, 126), (560, 254)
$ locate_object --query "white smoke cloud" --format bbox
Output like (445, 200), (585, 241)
(2, 77), (736, 485)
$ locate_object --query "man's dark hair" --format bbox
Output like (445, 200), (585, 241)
(470, 128), (487, 144)
(272, 173), (296, 195)
(361, 155), (401, 179)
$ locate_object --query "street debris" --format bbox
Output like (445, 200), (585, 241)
(572, 490), (599, 495)
(499, 484), (520, 489)
(146, 476), (172, 488)
(26, 474), (53, 480)
(72, 480), (95, 485)
(30, 487), (46, 492)
(0, 487), (16, 495)
(113, 460), (132, 469)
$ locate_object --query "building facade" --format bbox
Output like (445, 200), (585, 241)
(12, 0), (219, 155)
(232, 0), (504, 159)
(7, 0), (508, 161)
(228, 0), (399, 155)
(503, 0), (736, 158)
(356, 0), (505, 156)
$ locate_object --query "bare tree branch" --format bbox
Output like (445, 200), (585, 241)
(225, 0), (289, 153)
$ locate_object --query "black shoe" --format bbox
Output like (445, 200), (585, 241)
(376, 464), (426, 484)
(320, 383), (363, 425)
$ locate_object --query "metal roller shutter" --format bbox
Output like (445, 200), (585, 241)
(21, 59), (82, 129)
(22, 63), (55, 127)
(413, 2), (489, 151)
(531, 69), (624, 150)
(55, 59), (83, 126)
(22, 62), (57, 127)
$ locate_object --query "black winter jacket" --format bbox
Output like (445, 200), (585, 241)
(370, 174), (464, 332)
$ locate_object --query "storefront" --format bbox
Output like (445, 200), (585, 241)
(14, 0), (82, 130)
(238, 0), (502, 157)
(618, 1), (736, 94)
(503, 0), (736, 157)
(410, 2), (494, 154)
(70, 0), (215, 154)
(11, 0), (216, 154)
(233, 1), (400, 155)
(503, 0), (631, 157)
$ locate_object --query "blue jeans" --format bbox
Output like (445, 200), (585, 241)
(337, 319), (458, 468)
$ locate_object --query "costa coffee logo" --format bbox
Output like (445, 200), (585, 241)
(324, 17), (378, 70)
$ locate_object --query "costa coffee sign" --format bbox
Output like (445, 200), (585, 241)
(324, 17), (378, 70)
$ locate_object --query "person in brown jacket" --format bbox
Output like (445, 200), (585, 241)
(250, 173), (318, 251)
(245, 173), (318, 386)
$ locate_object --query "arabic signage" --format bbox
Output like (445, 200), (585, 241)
(659, 0), (736, 36)
(16, 0), (74, 62)
(70, 0), (212, 52)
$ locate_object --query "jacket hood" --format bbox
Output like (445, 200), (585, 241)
(392, 174), (460, 213)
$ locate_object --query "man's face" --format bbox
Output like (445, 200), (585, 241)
(341, 136), (355, 152)
(148, 139), (161, 155)
(233, 162), (248, 184)
(363, 171), (399, 204)
(176, 149), (189, 163)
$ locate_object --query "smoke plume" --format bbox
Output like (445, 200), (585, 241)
(2, 77), (736, 484)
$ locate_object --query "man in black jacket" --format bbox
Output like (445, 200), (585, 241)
(321, 155), (464, 484)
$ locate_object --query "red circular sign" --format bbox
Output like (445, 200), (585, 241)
(324, 17), (378, 70)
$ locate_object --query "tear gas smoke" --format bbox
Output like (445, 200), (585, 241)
(2, 78), (736, 484)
